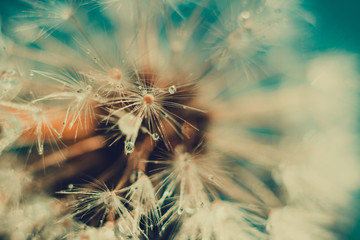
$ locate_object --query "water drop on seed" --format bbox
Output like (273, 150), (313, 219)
(152, 133), (159, 141)
(168, 85), (176, 94)
(124, 140), (135, 154)
(177, 207), (184, 215)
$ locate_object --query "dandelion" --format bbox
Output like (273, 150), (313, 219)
(0, 0), (358, 240)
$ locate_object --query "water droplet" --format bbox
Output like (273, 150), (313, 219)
(208, 175), (214, 182)
(68, 184), (74, 190)
(152, 133), (159, 141)
(38, 145), (44, 155)
(124, 140), (135, 154)
(168, 85), (177, 94)
(241, 11), (251, 19)
(177, 207), (184, 215)
(141, 89), (147, 95)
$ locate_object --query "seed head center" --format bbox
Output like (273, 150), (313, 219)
(108, 68), (122, 81)
(142, 93), (155, 106)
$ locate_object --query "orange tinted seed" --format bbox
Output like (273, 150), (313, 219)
(142, 94), (155, 106)
(108, 68), (122, 81)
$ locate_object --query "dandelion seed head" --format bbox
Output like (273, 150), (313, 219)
(107, 68), (123, 81)
(142, 93), (155, 106)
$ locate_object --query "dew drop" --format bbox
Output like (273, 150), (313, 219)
(240, 11), (251, 19)
(152, 133), (159, 141)
(124, 140), (135, 154)
(177, 207), (184, 215)
(168, 85), (177, 94)
(68, 184), (74, 190)
(38, 145), (44, 155)
(208, 174), (214, 182)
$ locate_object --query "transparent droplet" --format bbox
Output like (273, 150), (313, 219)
(208, 174), (214, 182)
(38, 145), (44, 155)
(124, 140), (135, 154)
(177, 207), (184, 215)
(168, 85), (177, 94)
(152, 133), (159, 141)
(68, 184), (74, 190)
(240, 11), (251, 19)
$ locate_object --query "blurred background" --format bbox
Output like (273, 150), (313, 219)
(0, 0), (359, 239)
